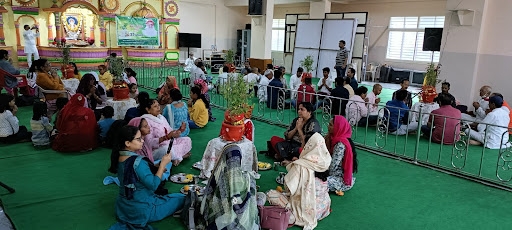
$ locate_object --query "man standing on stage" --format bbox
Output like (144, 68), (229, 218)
(23, 25), (39, 68)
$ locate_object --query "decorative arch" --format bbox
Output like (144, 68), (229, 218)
(122, 1), (161, 18)
(104, 20), (117, 47)
(164, 24), (179, 49)
(15, 15), (37, 24)
(60, 1), (100, 15)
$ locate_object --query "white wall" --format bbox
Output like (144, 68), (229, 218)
(178, 0), (249, 61)
(331, 0), (447, 71)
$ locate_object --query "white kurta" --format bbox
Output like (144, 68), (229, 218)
(289, 74), (302, 99)
(469, 107), (510, 149)
(257, 76), (270, 102)
(184, 57), (197, 72)
(23, 30), (39, 53)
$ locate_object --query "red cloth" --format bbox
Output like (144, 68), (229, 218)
(244, 119), (254, 141)
(296, 84), (316, 103)
(329, 115), (354, 186)
(53, 94), (98, 152)
(270, 136), (285, 154)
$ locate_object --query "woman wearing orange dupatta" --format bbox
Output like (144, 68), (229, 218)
(158, 76), (179, 106)
(325, 115), (358, 192)
(52, 93), (98, 152)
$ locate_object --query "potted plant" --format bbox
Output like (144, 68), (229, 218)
(219, 73), (253, 141)
(224, 49), (236, 73)
(422, 63), (441, 103)
(110, 56), (129, 101)
(300, 55), (315, 79)
(60, 45), (75, 79)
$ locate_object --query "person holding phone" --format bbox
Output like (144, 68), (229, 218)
(23, 24), (40, 68)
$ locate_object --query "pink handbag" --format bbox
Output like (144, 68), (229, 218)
(258, 205), (291, 230)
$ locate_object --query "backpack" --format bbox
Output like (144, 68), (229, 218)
(180, 189), (205, 230)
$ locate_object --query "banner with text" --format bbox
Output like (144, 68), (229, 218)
(116, 16), (160, 46)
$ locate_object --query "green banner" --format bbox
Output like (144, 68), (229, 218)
(116, 16), (160, 46)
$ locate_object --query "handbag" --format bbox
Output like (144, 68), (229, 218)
(258, 205), (291, 230)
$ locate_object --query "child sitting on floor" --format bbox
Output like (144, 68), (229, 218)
(98, 106), (115, 143)
(129, 83), (138, 102)
(30, 101), (54, 148)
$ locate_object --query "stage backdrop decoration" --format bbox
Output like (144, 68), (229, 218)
(115, 15), (160, 46)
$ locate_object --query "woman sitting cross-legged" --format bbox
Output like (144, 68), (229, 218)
(201, 144), (259, 230)
(30, 101), (54, 148)
(140, 96), (192, 167)
(325, 115), (358, 192)
(187, 85), (209, 129)
(266, 102), (321, 164)
(281, 132), (332, 229)
(157, 76), (179, 107)
(108, 125), (185, 230)
(162, 88), (190, 137)
(0, 94), (31, 143)
(52, 94), (98, 152)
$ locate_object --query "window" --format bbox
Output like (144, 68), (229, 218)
(272, 19), (285, 51)
(386, 16), (445, 62)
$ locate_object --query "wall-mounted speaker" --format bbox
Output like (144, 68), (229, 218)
(422, 28), (443, 52)
(248, 0), (263, 15)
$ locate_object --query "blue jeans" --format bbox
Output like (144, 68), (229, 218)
(335, 66), (346, 78)
(188, 120), (201, 129)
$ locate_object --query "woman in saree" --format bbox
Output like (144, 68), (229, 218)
(52, 94), (98, 152)
(201, 144), (259, 230)
(140, 96), (192, 166)
(157, 76), (179, 106)
(283, 132), (332, 230)
(325, 115), (358, 192)
(108, 125), (184, 230)
(268, 102), (321, 164)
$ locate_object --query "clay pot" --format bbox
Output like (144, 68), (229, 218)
(421, 85), (437, 103)
(220, 122), (245, 142)
(113, 86), (130, 101)
(224, 110), (244, 125)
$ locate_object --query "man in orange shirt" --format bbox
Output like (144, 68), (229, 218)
(490, 93), (512, 134)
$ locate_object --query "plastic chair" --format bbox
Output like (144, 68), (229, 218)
(0, 68), (28, 97)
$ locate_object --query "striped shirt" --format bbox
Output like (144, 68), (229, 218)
(335, 47), (349, 67)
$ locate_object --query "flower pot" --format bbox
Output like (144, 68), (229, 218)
(224, 110), (245, 125)
(302, 72), (312, 82)
(421, 85), (437, 103)
(220, 122), (245, 142)
(113, 86), (130, 101)
(61, 65), (75, 79)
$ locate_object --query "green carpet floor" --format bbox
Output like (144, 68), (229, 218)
(1, 81), (511, 229)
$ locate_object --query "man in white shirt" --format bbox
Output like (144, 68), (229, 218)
(184, 52), (197, 72)
(243, 67), (260, 84)
(315, 67), (334, 109)
(289, 67), (303, 100)
(466, 95), (510, 149)
(366, 84), (382, 116)
(462, 85), (491, 123)
(257, 69), (273, 103)
(189, 61), (206, 86)
(23, 25), (39, 68)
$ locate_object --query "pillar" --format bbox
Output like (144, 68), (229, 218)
(440, 0), (500, 105)
(0, 14), (6, 46)
(89, 26), (95, 40)
(48, 25), (54, 44)
(35, 23), (40, 46)
(250, 0), (274, 59)
(99, 17), (106, 47)
(309, 0), (331, 19)
(54, 12), (62, 45)
(15, 22), (20, 46)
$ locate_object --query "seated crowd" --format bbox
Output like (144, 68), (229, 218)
(2, 54), (512, 230)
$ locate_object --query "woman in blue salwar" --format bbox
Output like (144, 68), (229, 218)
(108, 125), (185, 230)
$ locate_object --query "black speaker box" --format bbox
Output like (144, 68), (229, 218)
(248, 0), (263, 15)
(422, 28), (443, 52)
(245, 24), (251, 30)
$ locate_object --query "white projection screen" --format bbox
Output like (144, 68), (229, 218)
(292, 19), (357, 78)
